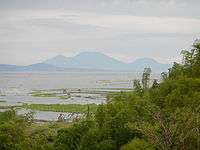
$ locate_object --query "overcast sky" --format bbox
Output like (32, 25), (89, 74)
(0, 0), (200, 65)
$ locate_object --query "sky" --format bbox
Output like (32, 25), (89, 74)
(0, 0), (200, 65)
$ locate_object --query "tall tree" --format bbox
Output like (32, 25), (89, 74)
(133, 79), (143, 96)
(142, 68), (152, 90)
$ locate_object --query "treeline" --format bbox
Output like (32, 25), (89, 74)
(0, 40), (200, 150)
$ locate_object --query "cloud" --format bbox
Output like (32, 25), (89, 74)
(66, 13), (200, 34)
(1, 0), (200, 18)
(0, 11), (111, 43)
(1, 10), (199, 43)
(0, 1), (200, 65)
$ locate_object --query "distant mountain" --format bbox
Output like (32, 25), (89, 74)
(128, 58), (171, 72)
(0, 64), (21, 71)
(22, 63), (105, 72)
(0, 63), (108, 72)
(44, 52), (126, 70)
(45, 52), (171, 72)
(0, 63), (66, 72)
(0, 52), (171, 72)
(21, 63), (66, 71)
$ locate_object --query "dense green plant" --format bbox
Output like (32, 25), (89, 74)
(55, 119), (94, 150)
(0, 110), (56, 150)
(142, 67), (152, 89)
(0, 110), (29, 150)
(121, 138), (154, 150)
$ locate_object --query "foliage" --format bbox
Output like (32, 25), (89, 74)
(121, 138), (154, 150)
(0, 110), (30, 150)
(55, 119), (94, 150)
(0, 110), (60, 150)
(133, 79), (143, 96)
(142, 67), (152, 89)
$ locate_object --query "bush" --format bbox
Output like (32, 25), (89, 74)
(121, 138), (154, 150)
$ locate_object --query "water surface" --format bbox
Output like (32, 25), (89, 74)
(0, 71), (160, 121)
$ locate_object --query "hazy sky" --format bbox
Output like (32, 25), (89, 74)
(0, 0), (200, 65)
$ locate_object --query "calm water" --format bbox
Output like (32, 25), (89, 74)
(0, 71), (142, 90)
(0, 72), (160, 121)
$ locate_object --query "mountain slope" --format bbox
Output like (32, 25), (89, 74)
(128, 58), (171, 72)
(21, 63), (66, 71)
(0, 64), (21, 71)
(0, 63), (66, 72)
(45, 52), (171, 72)
(45, 52), (127, 70)
(0, 52), (171, 72)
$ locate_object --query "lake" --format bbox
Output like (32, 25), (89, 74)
(0, 71), (160, 121)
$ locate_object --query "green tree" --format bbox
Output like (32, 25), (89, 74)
(133, 79), (143, 96)
(152, 79), (159, 88)
(0, 110), (31, 150)
(130, 107), (200, 150)
(121, 138), (154, 150)
(142, 68), (152, 89)
(55, 119), (94, 150)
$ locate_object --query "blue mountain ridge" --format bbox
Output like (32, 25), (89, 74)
(0, 52), (171, 72)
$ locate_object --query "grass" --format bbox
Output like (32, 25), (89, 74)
(31, 91), (71, 100)
(21, 103), (98, 113)
(0, 105), (15, 109)
(0, 100), (6, 103)
(59, 95), (71, 100)
(31, 91), (57, 97)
